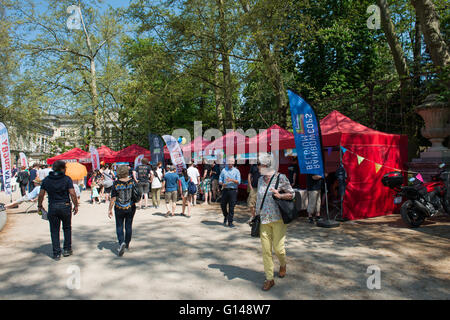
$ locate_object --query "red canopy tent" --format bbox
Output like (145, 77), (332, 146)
(96, 145), (118, 160)
(247, 124), (295, 152)
(47, 148), (91, 165)
(181, 136), (211, 154)
(320, 110), (408, 220)
(105, 144), (151, 163)
(204, 131), (249, 156)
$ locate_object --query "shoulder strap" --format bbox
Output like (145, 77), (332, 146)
(260, 174), (276, 211)
(274, 173), (281, 190)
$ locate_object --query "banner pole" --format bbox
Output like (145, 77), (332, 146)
(324, 176), (330, 221)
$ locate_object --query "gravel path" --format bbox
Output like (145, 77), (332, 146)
(0, 191), (449, 300)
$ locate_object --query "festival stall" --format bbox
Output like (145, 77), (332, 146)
(104, 144), (151, 163)
(246, 124), (295, 152)
(182, 137), (211, 163)
(47, 148), (91, 165)
(319, 110), (409, 220)
(95, 145), (118, 162)
(204, 131), (249, 158)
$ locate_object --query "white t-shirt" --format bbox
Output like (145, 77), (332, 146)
(40, 168), (52, 180)
(187, 167), (200, 185)
(151, 168), (163, 189)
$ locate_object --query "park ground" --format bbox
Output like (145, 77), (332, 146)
(0, 190), (449, 300)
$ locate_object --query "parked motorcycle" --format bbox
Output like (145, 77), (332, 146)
(382, 163), (449, 228)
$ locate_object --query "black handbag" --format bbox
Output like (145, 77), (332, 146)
(273, 174), (299, 224)
(250, 174), (276, 237)
(131, 181), (142, 204)
(250, 215), (260, 237)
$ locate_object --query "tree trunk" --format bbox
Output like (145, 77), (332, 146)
(239, 0), (288, 128)
(213, 59), (224, 131)
(377, 0), (411, 134)
(411, 0), (450, 69)
(217, 0), (235, 130)
(413, 11), (422, 89)
(89, 58), (100, 144)
(377, 0), (410, 79)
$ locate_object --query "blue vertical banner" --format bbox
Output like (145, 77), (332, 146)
(148, 133), (165, 166)
(288, 89), (325, 177)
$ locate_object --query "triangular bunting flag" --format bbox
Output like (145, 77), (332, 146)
(357, 155), (364, 165)
(341, 146), (347, 154)
(375, 163), (382, 173)
(416, 173), (424, 182)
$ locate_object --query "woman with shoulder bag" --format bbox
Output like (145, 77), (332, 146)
(255, 153), (294, 291)
(108, 165), (139, 257)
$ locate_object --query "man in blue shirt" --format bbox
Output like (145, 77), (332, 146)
(28, 164), (38, 192)
(162, 165), (180, 217)
(219, 157), (241, 228)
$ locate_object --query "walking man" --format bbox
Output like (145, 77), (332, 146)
(162, 165), (180, 217)
(306, 174), (323, 223)
(187, 163), (200, 206)
(28, 164), (38, 193)
(38, 160), (79, 261)
(133, 158), (151, 209)
(247, 161), (261, 223)
(219, 157), (241, 228)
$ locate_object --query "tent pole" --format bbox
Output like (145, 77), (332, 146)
(340, 146), (343, 220)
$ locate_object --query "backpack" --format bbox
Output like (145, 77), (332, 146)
(188, 180), (197, 195)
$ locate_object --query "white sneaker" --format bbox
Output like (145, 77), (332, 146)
(118, 243), (126, 257)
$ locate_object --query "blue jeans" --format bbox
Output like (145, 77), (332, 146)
(48, 202), (72, 256)
(115, 205), (136, 246)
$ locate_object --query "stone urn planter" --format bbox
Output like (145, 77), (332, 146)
(415, 94), (450, 159)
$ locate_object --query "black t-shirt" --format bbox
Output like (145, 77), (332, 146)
(249, 164), (261, 188)
(29, 169), (37, 182)
(41, 172), (74, 204)
(18, 171), (30, 186)
(287, 165), (299, 185)
(306, 174), (323, 191)
(111, 179), (135, 210)
(135, 165), (151, 183)
(203, 164), (212, 178)
(212, 164), (224, 180)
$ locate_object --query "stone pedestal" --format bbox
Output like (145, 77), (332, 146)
(0, 211), (6, 232)
(407, 94), (450, 180)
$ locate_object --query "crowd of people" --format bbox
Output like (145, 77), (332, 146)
(0, 154), (335, 292)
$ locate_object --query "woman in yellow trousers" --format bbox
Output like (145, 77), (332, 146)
(255, 153), (295, 291)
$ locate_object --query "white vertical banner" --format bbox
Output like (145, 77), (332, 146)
(90, 146), (100, 171)
(134, 154), (145, 169)
(162, 135), (186, 174)
(0, 122), (12, 195)
(19, 152), (28, 169)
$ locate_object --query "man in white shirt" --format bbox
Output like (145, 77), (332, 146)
(186, 163), (200, 206)
(39, 165), (53, 180)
